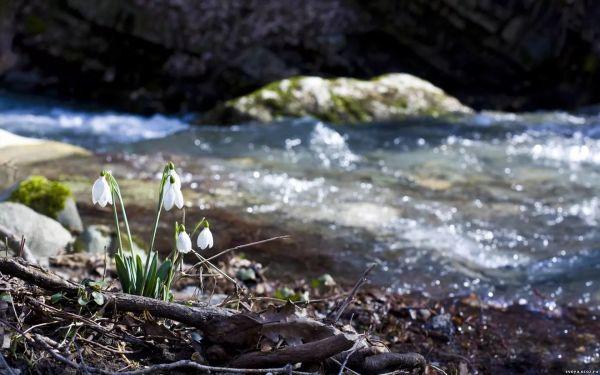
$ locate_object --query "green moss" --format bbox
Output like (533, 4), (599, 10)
(330, 94), (372, 123)
(9, 176), (71, 219)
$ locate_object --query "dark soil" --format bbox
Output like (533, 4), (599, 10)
(1, 251), (597, 374)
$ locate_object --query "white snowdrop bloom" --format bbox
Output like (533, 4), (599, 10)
(162, 178), (184, 211)
(168, 169), (181, 189)
(176, 231), (192, 254)
(197, 227), (214, 250)
(92, 175), (112, 207)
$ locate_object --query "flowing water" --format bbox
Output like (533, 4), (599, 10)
(1, 93), (599, 310)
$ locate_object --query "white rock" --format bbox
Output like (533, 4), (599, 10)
(0, 129), (42, 148)
(0, 202), (73, 261)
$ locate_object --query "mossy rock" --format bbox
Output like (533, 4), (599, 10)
(203, 73), (472, 125)
(9, 176), (72, 219)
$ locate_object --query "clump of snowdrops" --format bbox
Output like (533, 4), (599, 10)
(91, 162), (213, 300)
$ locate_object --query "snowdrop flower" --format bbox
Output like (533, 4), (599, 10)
(92, 173), (112, 207)
(176, 231), (192, 254)
(197, 227), (213, 250)
(168, 168), (181, 189)
(162, 175), (183, 211)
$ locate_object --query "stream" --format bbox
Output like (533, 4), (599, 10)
(1, 92), (599, 311)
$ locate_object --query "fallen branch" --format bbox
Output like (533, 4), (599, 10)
(2, 319), (313, 375)
(332, 347), (426, 374)
(230, 333), (355, 368)
(0, 258), (232, 331)
(0, 258), (361, 370)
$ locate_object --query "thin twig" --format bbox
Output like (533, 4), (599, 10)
(77, 335), (138, 354)
(2, 319), (313, 375)
(0, 225), (36, 264)
(327, 263), (376, 324)
(337, 338), (363, 375)
(429, 363), (449, 375)
(22, 320), (61, 335)
(102, 245), (108, 281)
(189, 250), (246, 293)
(330, 358), (360, 375)
(185, 235), (290, 273)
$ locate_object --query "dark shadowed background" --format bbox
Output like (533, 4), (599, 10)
(0, 0), (599, 114)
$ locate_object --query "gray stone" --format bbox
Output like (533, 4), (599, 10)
(57, 198), (84, 233)
(0, 202), (73, 261)
(0, 129), (90, 166)
(0, 182), (18, 202)
(77, 225), (112, 254)
(429, 313), (454, 337)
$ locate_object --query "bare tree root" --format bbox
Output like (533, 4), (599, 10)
(330, 347), (426, 374)
(230, 334), (354, 368)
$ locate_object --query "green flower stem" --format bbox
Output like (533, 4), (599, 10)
(107, 175), (134, 253)
(191, 218), (207, 236)
(116, 188), (134, 253)
(141, 166), (169, 295)
(149, 188), (165, 253)
(110, 188), (123, 255)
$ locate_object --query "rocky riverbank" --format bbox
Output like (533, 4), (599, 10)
(2, 249), (598, 374)
(0, 129), (599, 372)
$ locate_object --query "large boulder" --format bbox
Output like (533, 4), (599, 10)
(0, 202), (73, 260)
(204, 74), (471, 124)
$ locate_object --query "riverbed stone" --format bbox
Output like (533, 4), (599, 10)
(77, 224), (112, 254)
(0, 202), (73, 260)
(0, 129), (90, 166)
(429, 313), (455, 337)
(203, 74), (472, 124)
(57, 198), (84, 233)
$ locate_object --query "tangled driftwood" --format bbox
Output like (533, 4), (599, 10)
(0, 258), (425, 374)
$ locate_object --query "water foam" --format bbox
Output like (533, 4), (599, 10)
(0, 98), (188, 146)
(309, 122), (359, 169)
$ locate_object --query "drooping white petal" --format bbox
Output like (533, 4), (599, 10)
(92, 177), (103, 204)
(197, 227), (213, 250)
(98, 194), (108, 207)
(100, 184), (112, 207)
(162, 182), (175, 211)
(176, 232), (192, 254)
(92, 176), (111, 207)
(174, 188), (184, 209)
